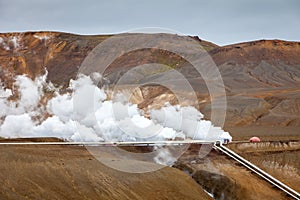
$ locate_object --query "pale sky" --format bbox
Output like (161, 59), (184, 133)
(0, 0), (299, 45)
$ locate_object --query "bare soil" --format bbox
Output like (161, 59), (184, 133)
(175, 144), (296, 200)
(227, 141), (300, 193)
(0, 144), (212, 200)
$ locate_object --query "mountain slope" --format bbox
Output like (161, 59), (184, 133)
(1, 32), (300, 139)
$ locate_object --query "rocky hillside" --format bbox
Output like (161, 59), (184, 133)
(1, 32), (300, 141)
(211, 40), (300, 128)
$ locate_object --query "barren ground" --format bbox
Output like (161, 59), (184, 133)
(175, 143), (299, 200)
(0, 144), (212, 200)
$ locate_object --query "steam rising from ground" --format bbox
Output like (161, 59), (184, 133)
(0, 73), (231, 146)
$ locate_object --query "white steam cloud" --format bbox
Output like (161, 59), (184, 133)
(0, 72), (232, 164)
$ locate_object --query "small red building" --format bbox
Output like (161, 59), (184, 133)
(249, 136), (261, 142)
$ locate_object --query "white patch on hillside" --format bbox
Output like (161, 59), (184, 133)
(34, 34), (51, 41)
(0, 35), (23, 50)
(0, 37), (10, 50)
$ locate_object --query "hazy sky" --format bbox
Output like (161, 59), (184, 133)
(0, 0), (299, 45)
